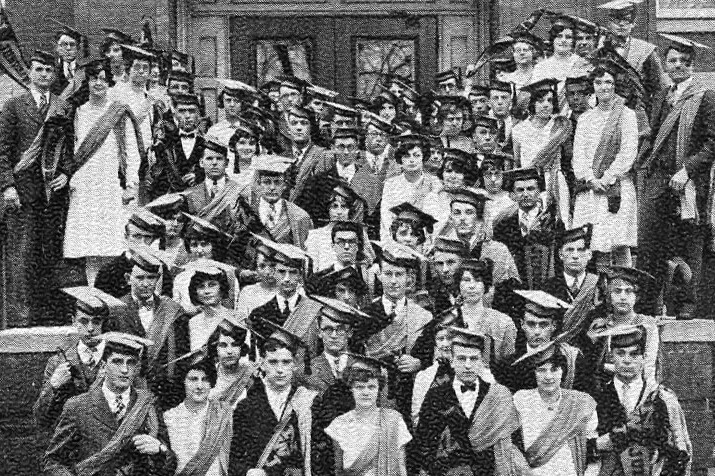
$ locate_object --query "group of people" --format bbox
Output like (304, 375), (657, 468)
(0, 0), (708, 474)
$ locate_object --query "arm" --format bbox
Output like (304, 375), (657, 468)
(42, 398), (81, 476)
(33, 355), (73, 429)
(124, 116), (141, 198)
(149, 409), (178, 476)
(602, 108), (638, 184)
(684, 90), (715, 178)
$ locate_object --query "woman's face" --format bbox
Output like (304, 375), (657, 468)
(442, 162), (466, 191)
(534, 92), (555, 119)
(234, 137), (257, 161)
(197, 279), (222, 306)
(394, 222), (420, 249)
(553, 28), (574, 55)
(535, 362), (563, 394)
(328, 195), (351, 221)
(216, 333), (242, 367)
(459, 270), (485, 304)
(379, 103), (396, 122)
(189, 239), (213, 259)
(593, 72), (616, 103)
(352, 377), (380, 409)
(483, 167), (504, 194)
(89, 71), (109, 99)
(401, 146), (424, 174)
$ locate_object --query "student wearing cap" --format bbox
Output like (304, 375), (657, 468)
(593, 325), (691, 476)
(34, 287), (124, 429)
(0, 50), (73, 325)
(487, 80), (515, 154)
(252, 155), (314, 248)
(572, 61), (639, 269)
(493, 168), (560, 290)
(480, 152), (518, 234)
(437, 96), (474, 153)
(183, 137), (237, 214)
(100, 28), (133, 83)
(228, 122), (262, 187)
(414, 326), (526, 476)
(167, 70), (194, 96)
(467, 83), (491, 117)
(207, 316), (255, 407)
(229, 324), (318, 476)
(436, 69), (461, 96)
(43, 332), (177, 476)
(542, 225), (598, 304)
(512, 346), (599, 476)
(428, 237), (469, 315)
(372, 88), (401, 123)
(363, 113), (399, 176)
(51, 23), (83, 96)
(235, 242), (278, 322)
(499, 32), (543, 91)
(471, 114), (500, 158)
(636, 35), (715, 318)
(312, 266), (369, 309)
(561, 73), (594, 199)
(94, 211), (166, 295)
(532, 16), (581, 93)
(389, 202), (437, 253)
(164, 357), (231, 476)
(379, 135), (441, 242)
(185, 265), (235, 348)
(150, 93), (207, 198)
(207, 79), (250, 152)
(144, 193), (190, 270)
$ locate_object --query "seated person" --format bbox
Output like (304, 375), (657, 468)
(208, 316), (256, 408)
(187, 264), (234, 351)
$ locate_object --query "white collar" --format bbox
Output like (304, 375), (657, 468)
(336, 161), (356, 180)
(519, 206), (540, 220)
(324, 352), (348, 373)
(452, 377), (479, 394)
(102, 381), (131, 406)
(564, 271), (586, 288)
(675, 76), (693, 94)
(77, 340), (104, 364)
(205, 176), (227, 189)
(278, 291), (300, 312)
(259, 197), (284, 215)
(381, 295), (406, 315)
(30, 87), (49, 105)
(615, 375), (643, 392)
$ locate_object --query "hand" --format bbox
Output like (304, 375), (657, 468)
(182, 173), (196, 186)
(669, 167), (689, 193)
(132, 434), (162, 455)
(3, 186), (20, 211)
(589, 178), (607, 193)
(122, 187), (136, 205)
(246, 469), (267, 476)
(396, 355), (422, 373)
(49, 173), (68, 191)
(49, 362), (72, 389)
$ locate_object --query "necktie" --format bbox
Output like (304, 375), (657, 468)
(211, 179), (219, 198)
(38, 94), (47, 112)
(333, 356), (342, 378)
(180, 132), (196, 139)
(281, 298), (291, 320)
(497, 119), (506, 144)
(114, 394), (125, 420)
(519, 213), (530, 236)
(666, 84), (678, 105)
(461, 382), (476, 393)
(266, 202), (277, 229)
(621, 382), (631, 413)
(570, 281), (580, 297)
(87, 347), (98, 367)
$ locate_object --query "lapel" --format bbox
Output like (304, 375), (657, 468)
(311, 354), (337, 386)
(188, 135), (205, 163)
(23, 92), (43, 126)
(89, 386), (121, 432)
(470, 379), (490, 422)
(283, 200), (299, 243)
(120, 295), (147, 337)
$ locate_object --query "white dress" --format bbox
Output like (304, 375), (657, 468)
(532, 54), (581, 112)
(64, 101), (140, 258)
(571, 106), (638, 251)
(164, 402), (223, 476)
(108, 83), (153, 151)
(305, 226), (338, 272)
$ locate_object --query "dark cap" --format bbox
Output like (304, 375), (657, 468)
(183, 213), (230, 242)
(203, 135), (228, 157)
(502, 167), (544, 191)
(53, 20), (84, 43)
(450, 188), (490, 210)
(78, 56), (111, 77)
(344, 352), (395, 372)
(229, 123), (261, 148)
(473, 114), (499, 130)
(331, 126), (361, 142)
(306, 83), (340, 101)
(29, 50), (55, 66)
(489, 79), (513, 94)
(364, 112), (394, 134)
(169, 70), (194, 85)
(145, 193), (187, 217)
(258, 318), (308, 354)
(251, 233), (307, 269)
(101, 28), (133, 45)
(559, 224), (592, 248)
(511, 337), (566, 367)
(324, 101), (360, 119)
(511, 31), (544, 50)
(171, 93), (200, 107)
(515, 289), (570, 319)
(373, 88), (401, 107)
(279, 75), (308, 92)
(312, 294), (372, 326)
(128, 210), (166, 236)
(491, 57), (517, 74)
(449, 326), (486, 350)
(390, 202), (438, 234)
(432, 237), (469, 257)
(469, 82), (490, 97)
(171, 50), (191, 67)
(129, 246), (163, 274)
(660, 33), (712, 54)
(435, 69), (459, 84)
(604, 266), (655, 288)
(565, 73), (593, 89)
(260, 79), (281, 93)
(480, 151), (514, 171)
(559, 13), (600, 34)
(313, 265), (369, 297)
(63, 286), (126, 317)
(321, 177), (360, 205)
(374, 241), (421, 270)
(521, 78), (560, 96)
(550, 15), (575, 30)
(286, 105), (313, 120)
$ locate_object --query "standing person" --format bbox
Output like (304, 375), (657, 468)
(62, 57), (144, 286)
(499, 32), (542, 92)
(235, 242), (277, 321)
(437, 96), (474, 153)
(51, 24), (83, 96)
(414, 327), (526, 476)
(561, 74), (594, 200)
(164, 357), (233, 476)
(187, 265), (235, 350)
(532, 16), (582, 106)
(411, 322), (454, 427)
(0, 50), (73, 325)
(100, 28), (133, 84)
(144, 193), (190, 270)
(428, 237), (468, 315)
(208, 79), (250, 177)
(542, 225), (598, 304)
(43, 332), (177, 476)
(467, 83), (491, 118)
(185, 138), (237, 214)
(207, 316), (256, 408)
(487, 80), (515, 154)
(572, 61), (639, 269)
(635, 34), (715, 318)
(480, 152), (517, 235)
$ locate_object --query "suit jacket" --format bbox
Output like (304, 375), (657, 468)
(43, 386), (176, 476)
(185, 177), (239, 215)
(50, 59), (72, 97)
(541, 272), (599, 304)
(95, 253), (173, 299)
(251, 197), (314, 249)
(288, 142), (333, 202)
(150, 133), (207, 198)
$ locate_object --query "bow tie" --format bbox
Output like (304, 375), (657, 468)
(461, 383), (477, 393)
(180, 132), (197, 139)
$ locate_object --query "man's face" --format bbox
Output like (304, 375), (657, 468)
(489, 91), (511, 118)
(189, 238), (213, 259)
(438, 78), (458, 95)
(263, 347), (295, 389)
(332, 230), (358, 266)
(522, 313), (557, 348)
(279, 86), (302, 110)
(184, 369), (212, 404)
(331, 114), (356, 133)
(224, 95), (242, 119)
(257, 173), (286, 204)
(432, 251), (462, 286)
(482, 167), (504, 194)
(104, 352), (139, 392)
(288, 115), (311, 143)
(128, 266), (160, 301)
(609, 278), (637, 315)
(450, 202), (479, 236)
(129, 59), (151, 87)
(401, 145), (424, 174)
(535, 362), (563, 394)
(165, 211), (183, 239)
(379, 103), (396, 122)
(196, 279), (223, 306)
(442, 110), (464, 137)
(365, 124), (388, 154)
(469, 94), (490, 116)
(472, 126), (496, 150)
(74, 311), (104, 346)
(318, 315), (352, 355)
(57, 34), (78, 63)
(201, 151), (228, 180)
(175, 104), (199, 132)
(565, 85), (590, 114)
(106, 43), (123, 68)
(451, 344), (482, 383)
(665, 48), (694, 85)
(379, 261), (411, 301)
(217, 333), (242, 367)
(607, 16), (635, 39)
(435, 328), (452, 361)
(575, 31), (596, 56)
(275, 263), (301, 296)
(169, 80), (191, 95)
(613, 345), (644, 382)
(511, 179), (540, 210)
(512, 41), (534, 65)
(333, 137), (359, 167)
(256, 254), (276, 286)
(125, 223), (157, 248)
(29, 61), (55, 91)
(394, 222), (419, 249)
(334, 282), (358, 307)
(559, 238), (592, 276)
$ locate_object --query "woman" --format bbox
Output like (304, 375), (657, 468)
(572, 63), (638, 268)
(513, 349), (599, 476)
(451, 259), (516, 367)
(207, 316), (257, 409)
(479, 153), (516, 236)
(372, 89), (401, 123)
(532, 17), (581, 105)
(380, 136), (442, 242)
(512, 78), (572, 226)
(187, 266), (234, 350)
(63, 57), (143, 285)
(228, 123), (261, 189)
(144, 193), (190, 271)
(324, 361), (412, 476)
(499, 32), (543, 113)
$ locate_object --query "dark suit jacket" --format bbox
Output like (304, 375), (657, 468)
(184, 177), (239, 215)
(150, 133), (206, 198)
(43, 386), (176, 476)
(287, 142), (333, 203)
(293, 166), (370, 226)
(95, 254), (173, 299)
(50, 59), (71, 97)
(310, 378), (354, 475)
(541, 272), (599, 304)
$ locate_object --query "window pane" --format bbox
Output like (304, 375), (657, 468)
(355, 38), (415, 100)
(255, 39), (312, 85)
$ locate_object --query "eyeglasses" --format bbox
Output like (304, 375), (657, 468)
(333, 144), (358, 152)
(320, 325), (350, 335)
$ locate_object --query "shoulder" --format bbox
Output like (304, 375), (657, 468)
(513, 388), (537, 406)
(285, 200), (310, 218)
(483, 239), (512, 255)
(487, 380), (514, 399)
(486, 308), (515, 329)
(158, 296), (184, 315)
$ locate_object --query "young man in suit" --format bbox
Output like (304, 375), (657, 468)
(51, 24), (82, 96)
(43, 332), (177, 476)
(105, 248), (189, 411)
(541, 224), (598, 304)
(229, 324), (317, 476)
(34, 287), (125, 430)
(428, 237), (468, 315)
(185, 137), (237, 214)
(284, 105), (332, 202)
(0, 50), (73, 326)
(414, 327), (525, 476)
(487, 80), (515, 154)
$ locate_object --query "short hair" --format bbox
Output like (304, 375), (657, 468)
(454, 263), (493, 292)
(439, 157), (479, 187)
(394, 141), (430, 165)
(331, 221), (365, 262)
(527, 88), (558, 117)
(390, 219), (426, 245)
(261, 337), (296, 357)
(207, 324), (249, 361)
(188, 270), (230, 305)
(100, 38), (118, 57)
(84, 60), (116, 88)
(229, 129), (260, 154)
(549, 24), (575, 48)
(327, 191), (357, 214)
(664, 45), (695, 66)
(344, 365), (386, 390)
(533, 350), (568, 376)
(181, 358), (218, 387)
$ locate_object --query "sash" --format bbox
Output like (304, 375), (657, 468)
(561, 275), (598, 340)
(177, 400), (233, 476)
(213, 361), (259, 408)
(336, 425), (379, 476)
(530, 116), (572, 170)
(524, 390), (596, 469)
(145, 302), (178, 375)
(592, 98), (626, 179)
(76, 390), (159, 476)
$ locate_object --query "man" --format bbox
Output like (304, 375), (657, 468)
(164, 357), (232, 476)
(438, 96), (473, 152)
(51, 23), (83, 96)
(150, 93), (206, 198)
(594, 325), (691, 476)
(574, 17), (600, 60)
(100, 28), (133, 83)
(435, 69), (460, 96)
(428, 236), (468, 315)
(542, 224), (598, 303)
(468, 83), (491, 117)
(167, 70), (194, 96)
(106, 248), (189, 411)
(488, 80), (515, 154)
(414, 327), (524, 476)
(636, 34), (715, 319)
(493, 168), (560, 290)
(43, 332), (177, 476)
(496, 289), (591, 395)
(471, 115), (501, 166)
(306, 221), (368, 286)
(252, 156), (314, 248)
(310, 264), (369, 308)
(561, 74), (593, 196)
(229, 325), (317, 476)
(95, 210), (166, 298)
(34, 287), (124, 429)
(0, 50), (73, 326)
(185, 137), (237, 214)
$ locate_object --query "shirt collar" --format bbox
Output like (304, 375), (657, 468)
(381, 295), (406, 314)
(102, 381), (131, 405)
(30, 87), (49, 105)
(336, 161), (356, 178)
(564, 271), (586, 288)
(675, 77), (693, 94)
(259, 197), (284, 216)
(132, 293), (156, 308)
(205, 176), (227, 189)
(452, 377), (479, 394)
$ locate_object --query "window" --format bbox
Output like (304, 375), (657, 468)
(255, 39), (313, 85)
(355, 38), (415, 100)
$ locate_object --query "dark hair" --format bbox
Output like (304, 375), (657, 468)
(327, 190), (357, 214)
(331, 221), (365, 262)
(123, 54), (153, 74)
(533, 350), (568, 377)
(207, 325), (249, 362)
(84, 61), (116, 89)
(527, 89), (558, 117)
(182, 358), (218, 387)
(395, 141), (430, 165)
(664, 45), (695, 66)
(229, 129), (260, 155)
(100, 38), (118, 57)
(261, 337), (296, 357)
(454, 263), (493, 293)
(345, 365), (386, 390)
(101, 342), (141, 362)
(439, 158), (479, 187)
(188, 270), (230, 306)
(548, 24), (575, 49)
(390, 219), (426, 245)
